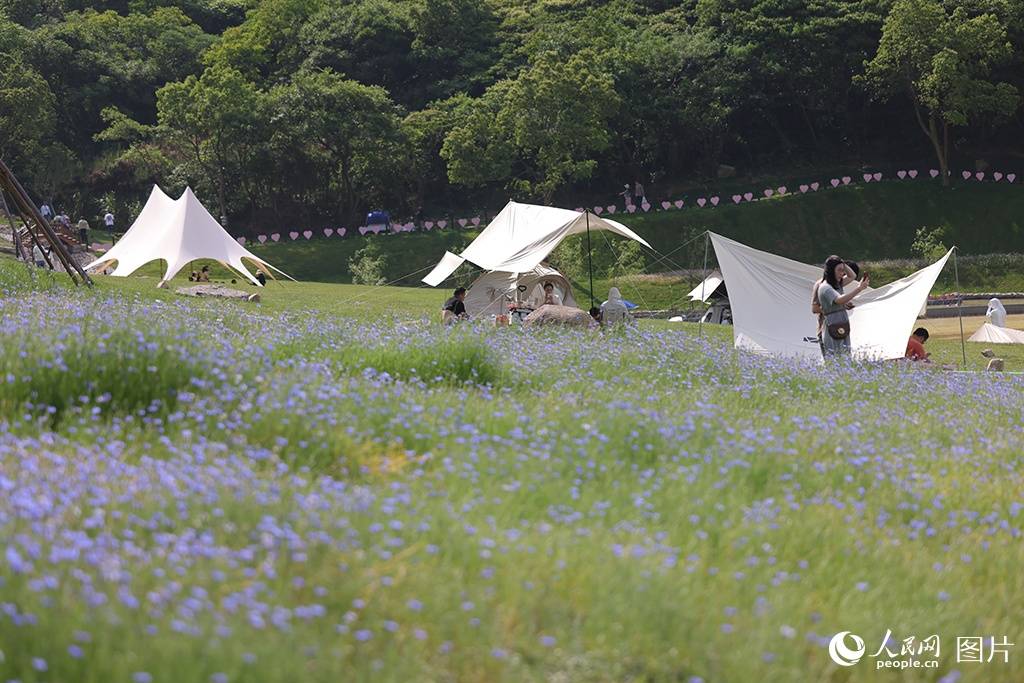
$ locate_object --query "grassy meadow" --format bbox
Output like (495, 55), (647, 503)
(2, 259), (1024, 683)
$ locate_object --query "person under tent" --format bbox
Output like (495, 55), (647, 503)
(539, 281), (561, 307)
(442, 287), (468, 324)
(600, 287), (630, 324)
(905, 327), (931, 362)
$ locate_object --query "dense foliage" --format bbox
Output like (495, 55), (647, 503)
(2, 0), (1022, 230)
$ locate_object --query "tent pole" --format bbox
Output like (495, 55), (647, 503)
(585, 210), (595, 308)
(699, 231), (709, 339)
(953, 246), (966, 367)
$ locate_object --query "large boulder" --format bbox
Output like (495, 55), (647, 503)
(523, 304), (592, 328)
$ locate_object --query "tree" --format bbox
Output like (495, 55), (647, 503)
(443, 50), (619, 203)
(863, 0), (1019, 185)
(266, 69), (407, 224)
(156, 64), (262, 219)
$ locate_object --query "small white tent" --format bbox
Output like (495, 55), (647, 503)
(708, 233), (950, 361)
(688, 270), (725, 303)
(86, 186), (290, 286)
(464, 264), (577, 317)
(968, 298), (1024, 343)
(422, 201), (651, 287)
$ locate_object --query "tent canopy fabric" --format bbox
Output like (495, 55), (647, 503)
(968, 322), (1024, 344)
(86, 186), (290, 286)
(464, 263), (577, 317)
(688, 270), (725, 302)
(423, 201), (650, 287)
(708, 233), (951, 361)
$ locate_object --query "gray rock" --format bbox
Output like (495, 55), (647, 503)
(523, 304), (592, 328)
(176, 284), (259, 301)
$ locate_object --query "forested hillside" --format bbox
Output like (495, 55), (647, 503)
(2, 0), (1023, 233)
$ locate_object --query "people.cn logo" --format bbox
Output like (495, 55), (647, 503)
(829, 631), (866, 666)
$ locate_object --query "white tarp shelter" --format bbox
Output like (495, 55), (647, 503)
(422, 201), (651, 287)
(85, 185), (290, 286)
(464, 264), (577, 318)
(708, 233), (951, 361)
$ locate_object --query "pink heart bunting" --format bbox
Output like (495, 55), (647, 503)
(641, 202), (650, 212)
(258, 235), (267, 243)
(830, 179), (840, 188)
(710, 196), (719, 206)
(270, 233), (280, 242)
(697, 198), (706, 207)
(289, 231), (299, 240)
(661, 201), (671, 210)
(897, 171), (907, 179)
(338, 228), (347, 237)
(930, 169), (939, 178)
(574, 208), (585, 213)
(302, 230), (312, 239)
(799, 185), (809, 193)
(863, 173), (873, 182)
(674, 200), (684, 209)
(908, 170), (918, 178)
(994, 172), (1003, 182)
(606, 205), (616, 214)
(777, 186), (787, 195)
(471, 217), (481, 226)
(593, 206), (603, 215)
(627, 205), (636, 213)
(743, 192), (753, 201)
(962, 171), (972, 180)
(975, 172), (985, 181)
(732, 195), (742, 204)
(324, 228), (333, 237)
(1008, 174), (1016, 183)
(841, 177), (851, 185)
(458, 218), (467, 228)
(763, 189), (774, 197)
(237, 237), (246, 245)
(438, 220), (447, 228)
(810, 182), (820, 191)
(424, 221), (434, 230)
(872, 172), (882, 181)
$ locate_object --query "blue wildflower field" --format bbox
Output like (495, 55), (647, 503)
(1, 268), (1023, 683)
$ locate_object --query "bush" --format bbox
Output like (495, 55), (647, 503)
(348, 242), (389, 285)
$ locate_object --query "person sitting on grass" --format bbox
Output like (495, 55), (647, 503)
(906, 327), (931, 362)
(189, 271), (198, 282)
(442, 287), (468, 324)
(600, 287), (630, 325)
(198, 265), (211, 282)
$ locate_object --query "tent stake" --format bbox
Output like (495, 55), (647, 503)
(953, 246), (966, 367)
(698, 231), (709, 339)
(585, 210), (595, 308)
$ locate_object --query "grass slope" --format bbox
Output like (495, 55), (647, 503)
(240, 180), (1024, 287)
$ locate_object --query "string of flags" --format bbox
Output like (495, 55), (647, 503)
(236, 168), (1018, 246)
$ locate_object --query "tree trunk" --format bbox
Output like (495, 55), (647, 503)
(926, 114), (949, 187)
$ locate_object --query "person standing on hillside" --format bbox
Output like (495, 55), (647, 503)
(817, 255), (870, 357)
(104, 210), (115, 232)
(633, 180), (646, 207)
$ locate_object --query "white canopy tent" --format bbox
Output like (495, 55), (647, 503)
(464, 264), (577, 318)
(707, 233), (951, 361)
(86, 185), (290, 286)
(688, 270), (725, 303)
(422, 201), (651, 288)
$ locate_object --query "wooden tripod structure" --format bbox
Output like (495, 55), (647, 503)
(0, 159), (92, 286)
